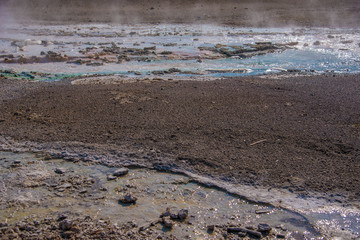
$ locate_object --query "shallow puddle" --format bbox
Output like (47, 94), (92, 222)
(0, 151), (359, 239)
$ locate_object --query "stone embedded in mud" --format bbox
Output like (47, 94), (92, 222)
(79, 189), (87, 194)
(162, 217), (174, 229)
(255, 209), (271, 214)
(160, 208), (188, 221)
(107, 175), (117, 181)
(57, 215), (67, 221)
(160, 208), (171, 218)
(119, 194), (137, 204)
(227, 227), (247, 233)
(57, 183), (72, 189)
(55, 168), (66, 174)
(258, 223), (272, 232)
(227, 227), (262, 238)
(0, 222), (8, 227)
(178, 209), (188, 220)
(59, 219), (72, 231)
(61, 231), (74, 238)
(170, 213), (179, 220)
(113, 167), (129, 177)
(207, 225), (215, 232)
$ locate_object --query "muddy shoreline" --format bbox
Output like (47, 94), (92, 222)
(0, 74), (359, 206)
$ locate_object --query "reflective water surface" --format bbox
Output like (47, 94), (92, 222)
(1, 24), (360, 81)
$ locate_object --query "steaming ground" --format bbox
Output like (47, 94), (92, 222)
(2, 0), (360, 27)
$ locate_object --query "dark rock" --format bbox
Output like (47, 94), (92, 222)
(160, 208), (171, 218)
(54, 168), (65, 174)
(61, 231), (74, 239)
(57, 214), (67, 221)
(238, 232), (247, 237)
(177, 209), (188, 220)
(25, 225), (33, 231)
(119, 194), (137, 204)
(168, 68), (181, 73)
(207, 225), (215, 232)
(144, 46), (156, 51)
(227, 227), (247, 233)
(59, 219), (72, 231)
(258, 223), (272, 232)
(287, 69), (301, 73)
(113, 168), (129, 177)
(162, 217), (173, 229)
(277, 233), (286, 238)
(170, 213), (178, 220)
(246, 229), (262, 238)
(246, 225), (255, 230)
(160, 51), (172, 55)
(227, 227), (262, 238)
(255, 209), (271, 214)
(0, 222), (8, 227)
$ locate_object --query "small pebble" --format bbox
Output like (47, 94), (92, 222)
(258, 223), (272, 232)
(178, 209), (188, 220)
(107, 175), (117, 181)
(255, 209), (271, 214)
(79, 189), (87, 194)
(54, 168), (65, 174)
(162, 217), (173, 229)
(119, 194), (137, 204)
(113, 168), (129, 177)
(59, 219), (72, 231)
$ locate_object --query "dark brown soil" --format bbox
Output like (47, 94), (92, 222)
(0, 74), (359, 201)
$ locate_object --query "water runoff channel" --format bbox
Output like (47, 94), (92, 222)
(0, 24), (360, 239)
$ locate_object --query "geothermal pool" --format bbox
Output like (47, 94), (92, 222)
(1, 24), (360, 81)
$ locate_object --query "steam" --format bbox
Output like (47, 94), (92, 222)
(0, 0), (16, 37)
(1, 0), (359, 27)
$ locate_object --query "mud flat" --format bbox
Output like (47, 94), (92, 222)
(0, 151), (325, 239)
(0, 72), (359, 238)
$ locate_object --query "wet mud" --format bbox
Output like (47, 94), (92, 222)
(0, 73), (359, 238)
(0, 151), (326, 239)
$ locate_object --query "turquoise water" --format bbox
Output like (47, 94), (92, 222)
(1, 24), (359, 81)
